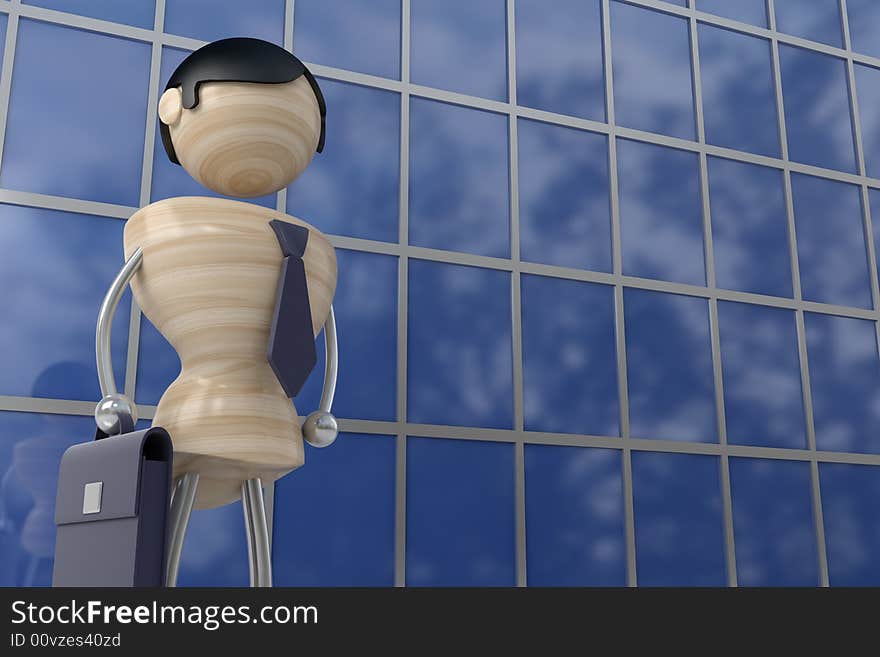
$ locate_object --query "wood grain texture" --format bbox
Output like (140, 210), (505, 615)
(163, 77), (321, 198)
(124, 196), (337, 509)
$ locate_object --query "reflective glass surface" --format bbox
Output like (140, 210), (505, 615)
(871, 189), (880, 279)
(820, 463), (880, 586)
(774, 0), (843, 47)
(521, 276), (618, 437)
(163, 0), (285, 44)
(610, 1), (696, 140)
(1, 20), (150, 207)
(274, 433), (396, 586)
(287, 79), (400, 243)
(0, 412), (94, 587)
(847, 0), (880, 59)
(624, 289), (716, 443)
(4, 0), (880, 591)
(695, 0), (767, 27)
(632, 452), (726, 586)
(514, 0), (605, 121)
(779, 45), (856, 174)
(409, 98), (509, 258)
(0, 205), (129, 401)
(410, 0), (508, 101)
(854, 63), (880, 180)
(176, 502), (249, 586)
(617, 139), (705, 286)
(23, 0), (156, 28)
(295, 250), (398, 422)
(293, 0), (400, 79)
(791, 173), (871, 309)
(134, 315), (180, 407)
(406, 437), (515, 586)
(729, 458), (818, 586)
(524, 445), (625, 586)
(517, 119), (611, 272)
(408, 261), (513, 429)
(708, 157), (791, 298)
(718, 302), (806, 449)
(150, 47), (277, 208)
(698, 25), (779, 158)
(805, 312), (880, 455)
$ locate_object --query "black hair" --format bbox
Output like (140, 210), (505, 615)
(159, 37), (326, 165)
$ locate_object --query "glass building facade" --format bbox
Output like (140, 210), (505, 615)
(0, 0), (879, 587)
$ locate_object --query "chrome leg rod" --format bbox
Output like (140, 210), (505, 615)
(242, 478), (272, 587)
(242, 481), (256, 586)
(166, 472), (199, 587)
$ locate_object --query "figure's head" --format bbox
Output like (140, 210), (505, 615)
(158, 37), (326, 198)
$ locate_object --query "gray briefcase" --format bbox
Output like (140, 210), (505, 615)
(52, 427), (173, 587)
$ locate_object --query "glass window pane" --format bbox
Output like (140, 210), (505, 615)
(293, 0), (400, 79)
(176, 504), (249, 586)
(729, 458), (818, 586)
(274, 434), (396, 585)
(854, 63), (880, 180)
(287, 79), (400, 244)
(410, 0), (507, 101)
(135, 314), (179, 406)
(150, 47), (277, 208)
(0, 412), (95, 586)
(820, 463), (880, 586)
(409, 98), (509, 258)
(791, 173), (871, 309)
(295, 250), (398, 422)
(0, 20), (150, 206)
(521, 276), (619, 437)
(871, 188), (880, 278)
(847, 0), (880, 59)
(517, 119), (611, 272)
(698, 25), (779, 158)
(408, 261), (513, 429)
(618, 139), (705, 286)
(708, 157), (792, 298)
(0, 206), (129, 401)
(719, 302), (806, 449)
(163, 0), (285, 44)
(610, 1), (696, 140)
(514, 0), (605, 121)
(624, 289), (716, 443)
(407, 437), (515, 586)
(805, 312), (880, 455)
(632, 452), (726, 586)
(695, 0), (768, 27)
(24, 0), (155, 28)
(774, 0), (843, 47)
(779, 45), (856, 174)
(525, 445), (626, 586)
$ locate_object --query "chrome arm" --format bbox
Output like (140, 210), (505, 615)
(319, 305), (337, 414)
(94, 247), (142, 435)
(97, 247), (142, 396)
(302, 305), (339, 447)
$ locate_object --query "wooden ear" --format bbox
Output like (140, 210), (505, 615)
(158, 87), (183, 126)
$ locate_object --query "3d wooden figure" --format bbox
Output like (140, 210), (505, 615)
(92, 38), (339, 587)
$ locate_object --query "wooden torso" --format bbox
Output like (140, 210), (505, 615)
(124, 196), (337, 509)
